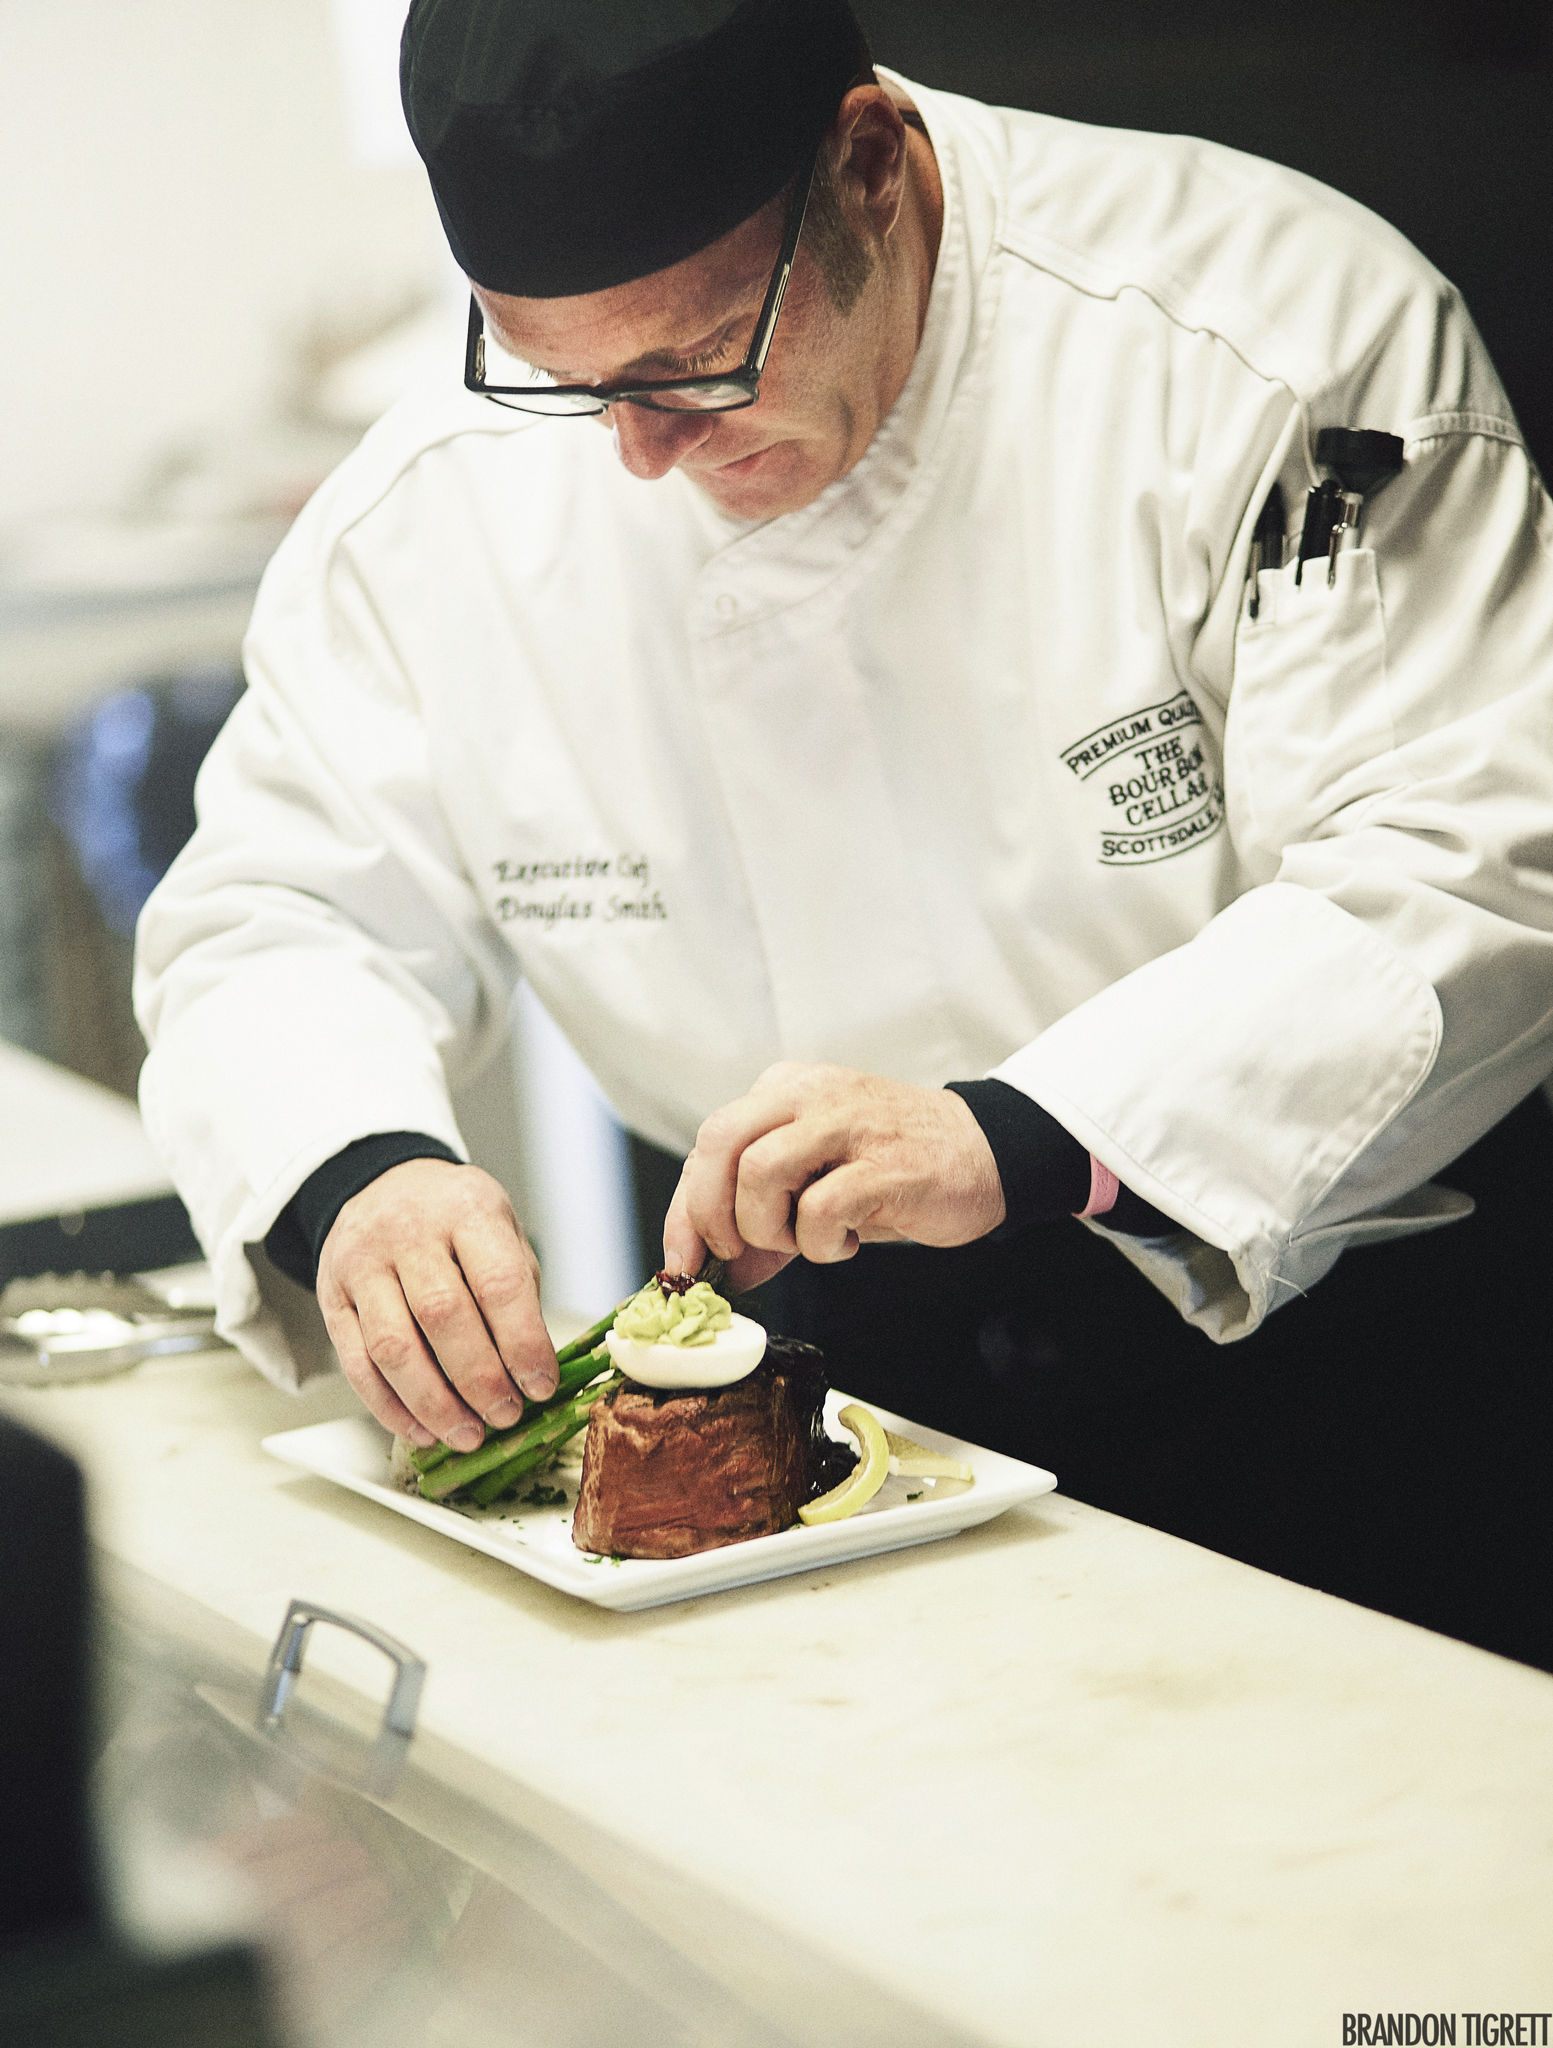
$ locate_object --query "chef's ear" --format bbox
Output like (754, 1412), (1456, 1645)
(820, 84), (912, 259)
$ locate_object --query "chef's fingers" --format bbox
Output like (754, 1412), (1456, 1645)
(673, 1134), (754, 1263)
(317, 1159), (556, 1444)
(321, 1299), (437, 1447)
(348, 1265), (489, 1449)
(725, 1245), (798, 1291)
(663, 1166), (796, 1294)
(673, 1083), (819, 1262)
(664, 1157), (797, 1290)
(728, 1111), (860, 1253)
(661, 1177), (713, 1279)
(449, 1210), (557, 1403)
(791, 1104), (1005, 1257)
(394, 1240), (535, 1431)
(790, 1159), (886, 1263)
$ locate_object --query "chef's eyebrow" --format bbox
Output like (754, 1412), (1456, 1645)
(527, 314), (744, 385)
(630, 315), (744, 373)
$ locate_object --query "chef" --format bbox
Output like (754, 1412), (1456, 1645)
(136, 0), (1553, 1641)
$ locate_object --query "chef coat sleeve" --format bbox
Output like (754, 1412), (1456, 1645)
(133, 497), (522, 1389)
(992, 420), (1553, 1341)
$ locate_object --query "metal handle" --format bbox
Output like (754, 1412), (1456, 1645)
(261, 1599), (426, 1741)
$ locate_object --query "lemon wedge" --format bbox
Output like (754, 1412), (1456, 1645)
(885, 1429), (973, 1484)
(799, 1403), (890, 1525)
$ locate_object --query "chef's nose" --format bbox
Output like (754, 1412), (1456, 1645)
(606, 402), (716, 479)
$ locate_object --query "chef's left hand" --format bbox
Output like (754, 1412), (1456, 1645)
(664, 1062), (1006, 1290)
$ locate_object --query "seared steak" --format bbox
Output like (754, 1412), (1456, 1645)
(573, 1338), (850, 1559)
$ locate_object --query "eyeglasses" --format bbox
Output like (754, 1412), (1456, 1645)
(464, 145), (819, 416)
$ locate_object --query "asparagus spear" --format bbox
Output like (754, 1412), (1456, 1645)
(466, 1409), (590, 1508)
(554, 1309), (621, 1367)
(413, 1368), (606, 1499)
(407, 1343), (611, 1475)
(418, 1375), (618, 1501)
(466, 1438), (559, 1509)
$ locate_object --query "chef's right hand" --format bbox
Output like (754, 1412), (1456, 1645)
(315, 1159), (558, 1453)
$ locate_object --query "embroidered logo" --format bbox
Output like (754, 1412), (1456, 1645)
(1059, 690), (1225, 866)
(491, 852), (667, 928)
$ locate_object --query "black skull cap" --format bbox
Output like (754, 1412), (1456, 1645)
(401, 0), (871, 297)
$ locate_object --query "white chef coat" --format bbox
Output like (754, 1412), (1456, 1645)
(135, 77), (1553, 1389)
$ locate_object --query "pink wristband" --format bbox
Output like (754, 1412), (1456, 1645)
(1075, 1155), (1120, 1219)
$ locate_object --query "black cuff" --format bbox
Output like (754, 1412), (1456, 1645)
(944, 1079), (1090, 1229)
(944, 1080), (1177, 1239)
(263, 1132), (462, 1290)
(1100, 1182), (1177, 1238)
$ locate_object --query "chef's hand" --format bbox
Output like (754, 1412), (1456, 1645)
(316, 1159), (557, 1452)
(664, 1063), (1007, 1290)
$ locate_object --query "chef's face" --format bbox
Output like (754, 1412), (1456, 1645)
(474, 90), (931, 521)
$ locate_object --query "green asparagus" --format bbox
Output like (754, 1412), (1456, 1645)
(406, 1342), (611, 1476)
(464, 1383), (614, 1506)
(418, 1375), (615, 1501)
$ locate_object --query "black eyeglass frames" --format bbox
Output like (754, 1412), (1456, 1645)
(463, 146), (820, 416)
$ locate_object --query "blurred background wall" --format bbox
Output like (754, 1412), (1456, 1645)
(2, 0), (1548, 1308)
(0, 0), (451, 1090)
(0, 0), (443, 528)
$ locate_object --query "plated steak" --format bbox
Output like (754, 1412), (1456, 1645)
(573, 1337), (852, 1559)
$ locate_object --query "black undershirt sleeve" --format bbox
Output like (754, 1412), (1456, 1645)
(263, 1132), (462, 1291)
(944, 1079), (1175, 1238)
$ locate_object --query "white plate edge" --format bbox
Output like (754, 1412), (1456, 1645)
(261, 1399), (1057, 1610)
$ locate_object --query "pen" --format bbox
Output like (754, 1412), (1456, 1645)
(1296, 429), (1406, 586)
(1295, 480), (1345, 587)
(1246, 482), (1286, 620)
(1317, 428), (1406, 585)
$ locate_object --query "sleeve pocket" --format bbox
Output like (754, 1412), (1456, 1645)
(1226, 547), (1396, 860)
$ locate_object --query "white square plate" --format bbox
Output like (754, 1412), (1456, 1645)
(262, 1392), (1056, 1612)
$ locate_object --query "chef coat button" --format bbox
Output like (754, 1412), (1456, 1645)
(715, 592), (738, 618)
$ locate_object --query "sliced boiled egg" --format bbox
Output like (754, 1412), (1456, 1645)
(604, 1312), (767, 1389)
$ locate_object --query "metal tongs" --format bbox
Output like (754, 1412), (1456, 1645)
(0, 1269), (224, 1386)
